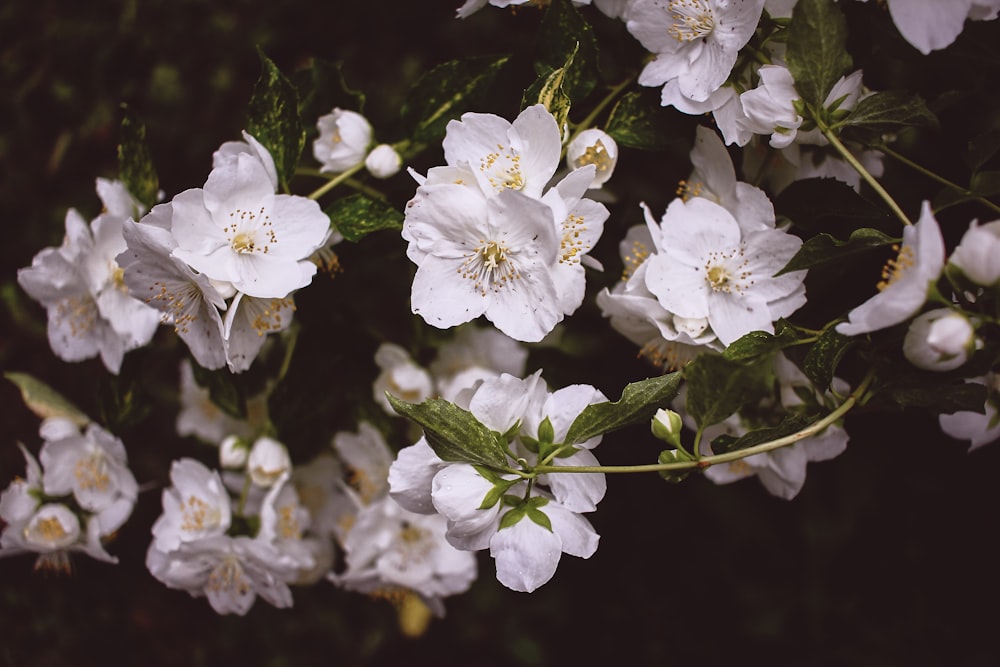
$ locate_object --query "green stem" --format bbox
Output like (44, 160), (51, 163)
(819, 120), (911, 227)
(564, 76), (634, 151)
(535, 373), (873, 476)
(343, 177), (389, 201)
(877, 144), (1000, 216)
(306, 162), (366, 201)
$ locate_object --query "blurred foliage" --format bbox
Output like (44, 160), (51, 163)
(2, 1), (1000, 666)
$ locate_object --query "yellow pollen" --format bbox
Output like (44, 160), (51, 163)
(208, 555), (251, 596)
(226, 207), (277, 254)
(278, 505), (301, 540)
(460, 239), (520, 296)
(877, 244), (914, 291)
(707, 265), (729, 289)
(180, 495), (219, 533)
(573, 140), (613, 172)
(73, 454), (110, 493)
(668, 0), (715, 42)
(621, 241), (651, 281)
(31, 516), (68, 543)
(676, 179), (704, 201)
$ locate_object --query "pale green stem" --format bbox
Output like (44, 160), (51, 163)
(564, 76), (634, 151)
(306, 162), (366, 201)
(877, 144), (1000, 216)
(534, 373), (873, 476)
(819, 121), (911, 227)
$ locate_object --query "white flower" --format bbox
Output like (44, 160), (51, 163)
(862, 0), (996, 55)
(38, 418), (138, 535)
(247, 437), (292, 488)
(403, 184), (562, 342)
(1, 503), (117, 569)
(837, 202), (945, 336)
(332, 422), (395, 506)
(18, 179), (160, 374)
(170, 141), (330, 299)
(429, 325), (529, 403)
(175, 360), (262, 446)
(222, 291), (297, 373)
(939, 374), (1000, 452)
(146, 535), (299, 616)
(151, 458), (232, 553)
(441, 105), (562, 199)
(643, 197), (806, 346)
(365, 144), (403, 179)
(903, 308), (978, 371)
(566, 129), (619, 188)
(739, 65), (804, 149)
(949, 219), (1000, 287)
(373, 344), (434, 415)
(313, 108), (373, 173)
(628, 0), (766, 105)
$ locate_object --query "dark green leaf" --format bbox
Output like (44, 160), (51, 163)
(386, 395), (510, 469)
(605, 90), (676, 151)
(775, 178), (886, 235)
(933, 170), (1000, 211)
(839, 91), (938, 132)
(5, 372), (90, 426)
(401, 55), (510, 143)
(880, 376), (988, 413)
(191, 362), (247, 420)
(564, 373), (682, 445)
(537, 0), (599, 103)
(785, 0), (852, 110)
(777, 228), (898, 275)
(117, 106), (159, 211)
(247, 49), (306, 192)
(521, 58), (573, 132)
(324, 193), (401, 242)
(684, 355), (772, 428)
(803, 327), (854, 392)
(723, 328), (804, 364)
(966, 129), (1000, 172)
(709, 413), (815, 455)
(295, 58), (366, 130)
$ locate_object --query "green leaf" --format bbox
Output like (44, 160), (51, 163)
(536, 0), (599, 103)
(777, 228), (898, 275)
(5, 372), (90, 427)
(401, 55), (510, 143)
(785, 0), (852, 110)
(838, 91), (938, 133)
(684, 355), (772, 428)
(386, 395), (510, 469)
(247, 49), (306, 192)
(564, 373), (682, 445)
(723, 327), (804, 364)
(878, 375), (989, 414)
(605, 90), (677, 151)
(803, 327), (854, 392)
(324, 193), (402, 242)
(933, 170), (1000, 211)
(521, 57), (573, 134)
(709, 413), (815, 455)
(117, 106), (159, 212)
(191, 362), (247, 420)
(966, 129), (1000, 172)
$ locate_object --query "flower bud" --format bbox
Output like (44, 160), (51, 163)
(566, 129), (618, 188)
(364, 144), (403, 179)
(247, 436), (291, 487)
(313, 108), (372, 173)
(219, 435), (249, 470)
(903, 308), (977, 371)
(949, 219), (1000, 287)
(651, 408), (684, 448)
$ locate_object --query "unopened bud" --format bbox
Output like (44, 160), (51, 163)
(903, 308), (977, 371)
(651, 408), (684, 448)
(247, 436), (291, 487)
(566, 129), (618, 188)
(219, 435), (249, 470)
(365, 144), (403, 179)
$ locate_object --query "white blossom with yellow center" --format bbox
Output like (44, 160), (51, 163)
(152, 458), (232, 553)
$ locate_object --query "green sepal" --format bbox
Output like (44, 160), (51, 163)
(785, 0), (852, 112)
(401, 55), (510, 143)
(777, 228), (898, 275)
(478, 477), (520, 510)
(709, 413), (816, 455)
(838, 91), (938, 135)
(537, 416), (555, 445)
(605, 90), (678, 151)
(5, 372), (90, 427)
(803, 327), (854, 392)
(499, 505), (526, 530)
(324, 193), (402, 243)
(247, 49), (306, 192)
(521, 46), (575, 133)
(116, 106), (159, 212)
(683, 354), (772, 429)
(657, 448), (692, 484)
(526, 506), (553, 532)
(536, 0), (599, 103)
(386, 394), (510, 469)
(564, 372), (682, 445)
(520, 435), (541, 454)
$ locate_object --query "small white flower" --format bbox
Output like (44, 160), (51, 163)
(862, 0), (995, 55)
(837, 202), (945, 336)
(565, 129), (619, 188)
(939, 374), (1000, 452)
(247, 437), (292, 488)
(332, 422), (395, 506)
(949, 219), (1000, 287)
(219, 436), (250, 469)
(151, 458), (232, 553)
(429, 325), (529, 403)
(903, 308), (977, 371)
(628, 0), (766, 105)
(739, 65), (804, 149)
(373, 343), (434, 415)
(365, 144), (403, 179)
(314, 108), (373, 173)
(175, 360), (262, 446)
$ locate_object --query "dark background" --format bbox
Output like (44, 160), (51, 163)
(2, 1), (999, 665)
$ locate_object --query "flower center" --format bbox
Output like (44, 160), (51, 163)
(74, 452), (110, 493)
(621, 240), (651, 281)
(703, 247), (751, 294)
(480, 144), (525, 193)
(675, 179), (705, 201)
(181, 494), (222, 534)
(226, 207), (277, 255)
(559, 213), (589, 265)
(877, 244), (914, 291)
(461, 239), (520, 296)
(573, 140), (613, 173)
(668, 0), (715, 42)
(706, 265), (730, 289)
(208, 554), (251, 596)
